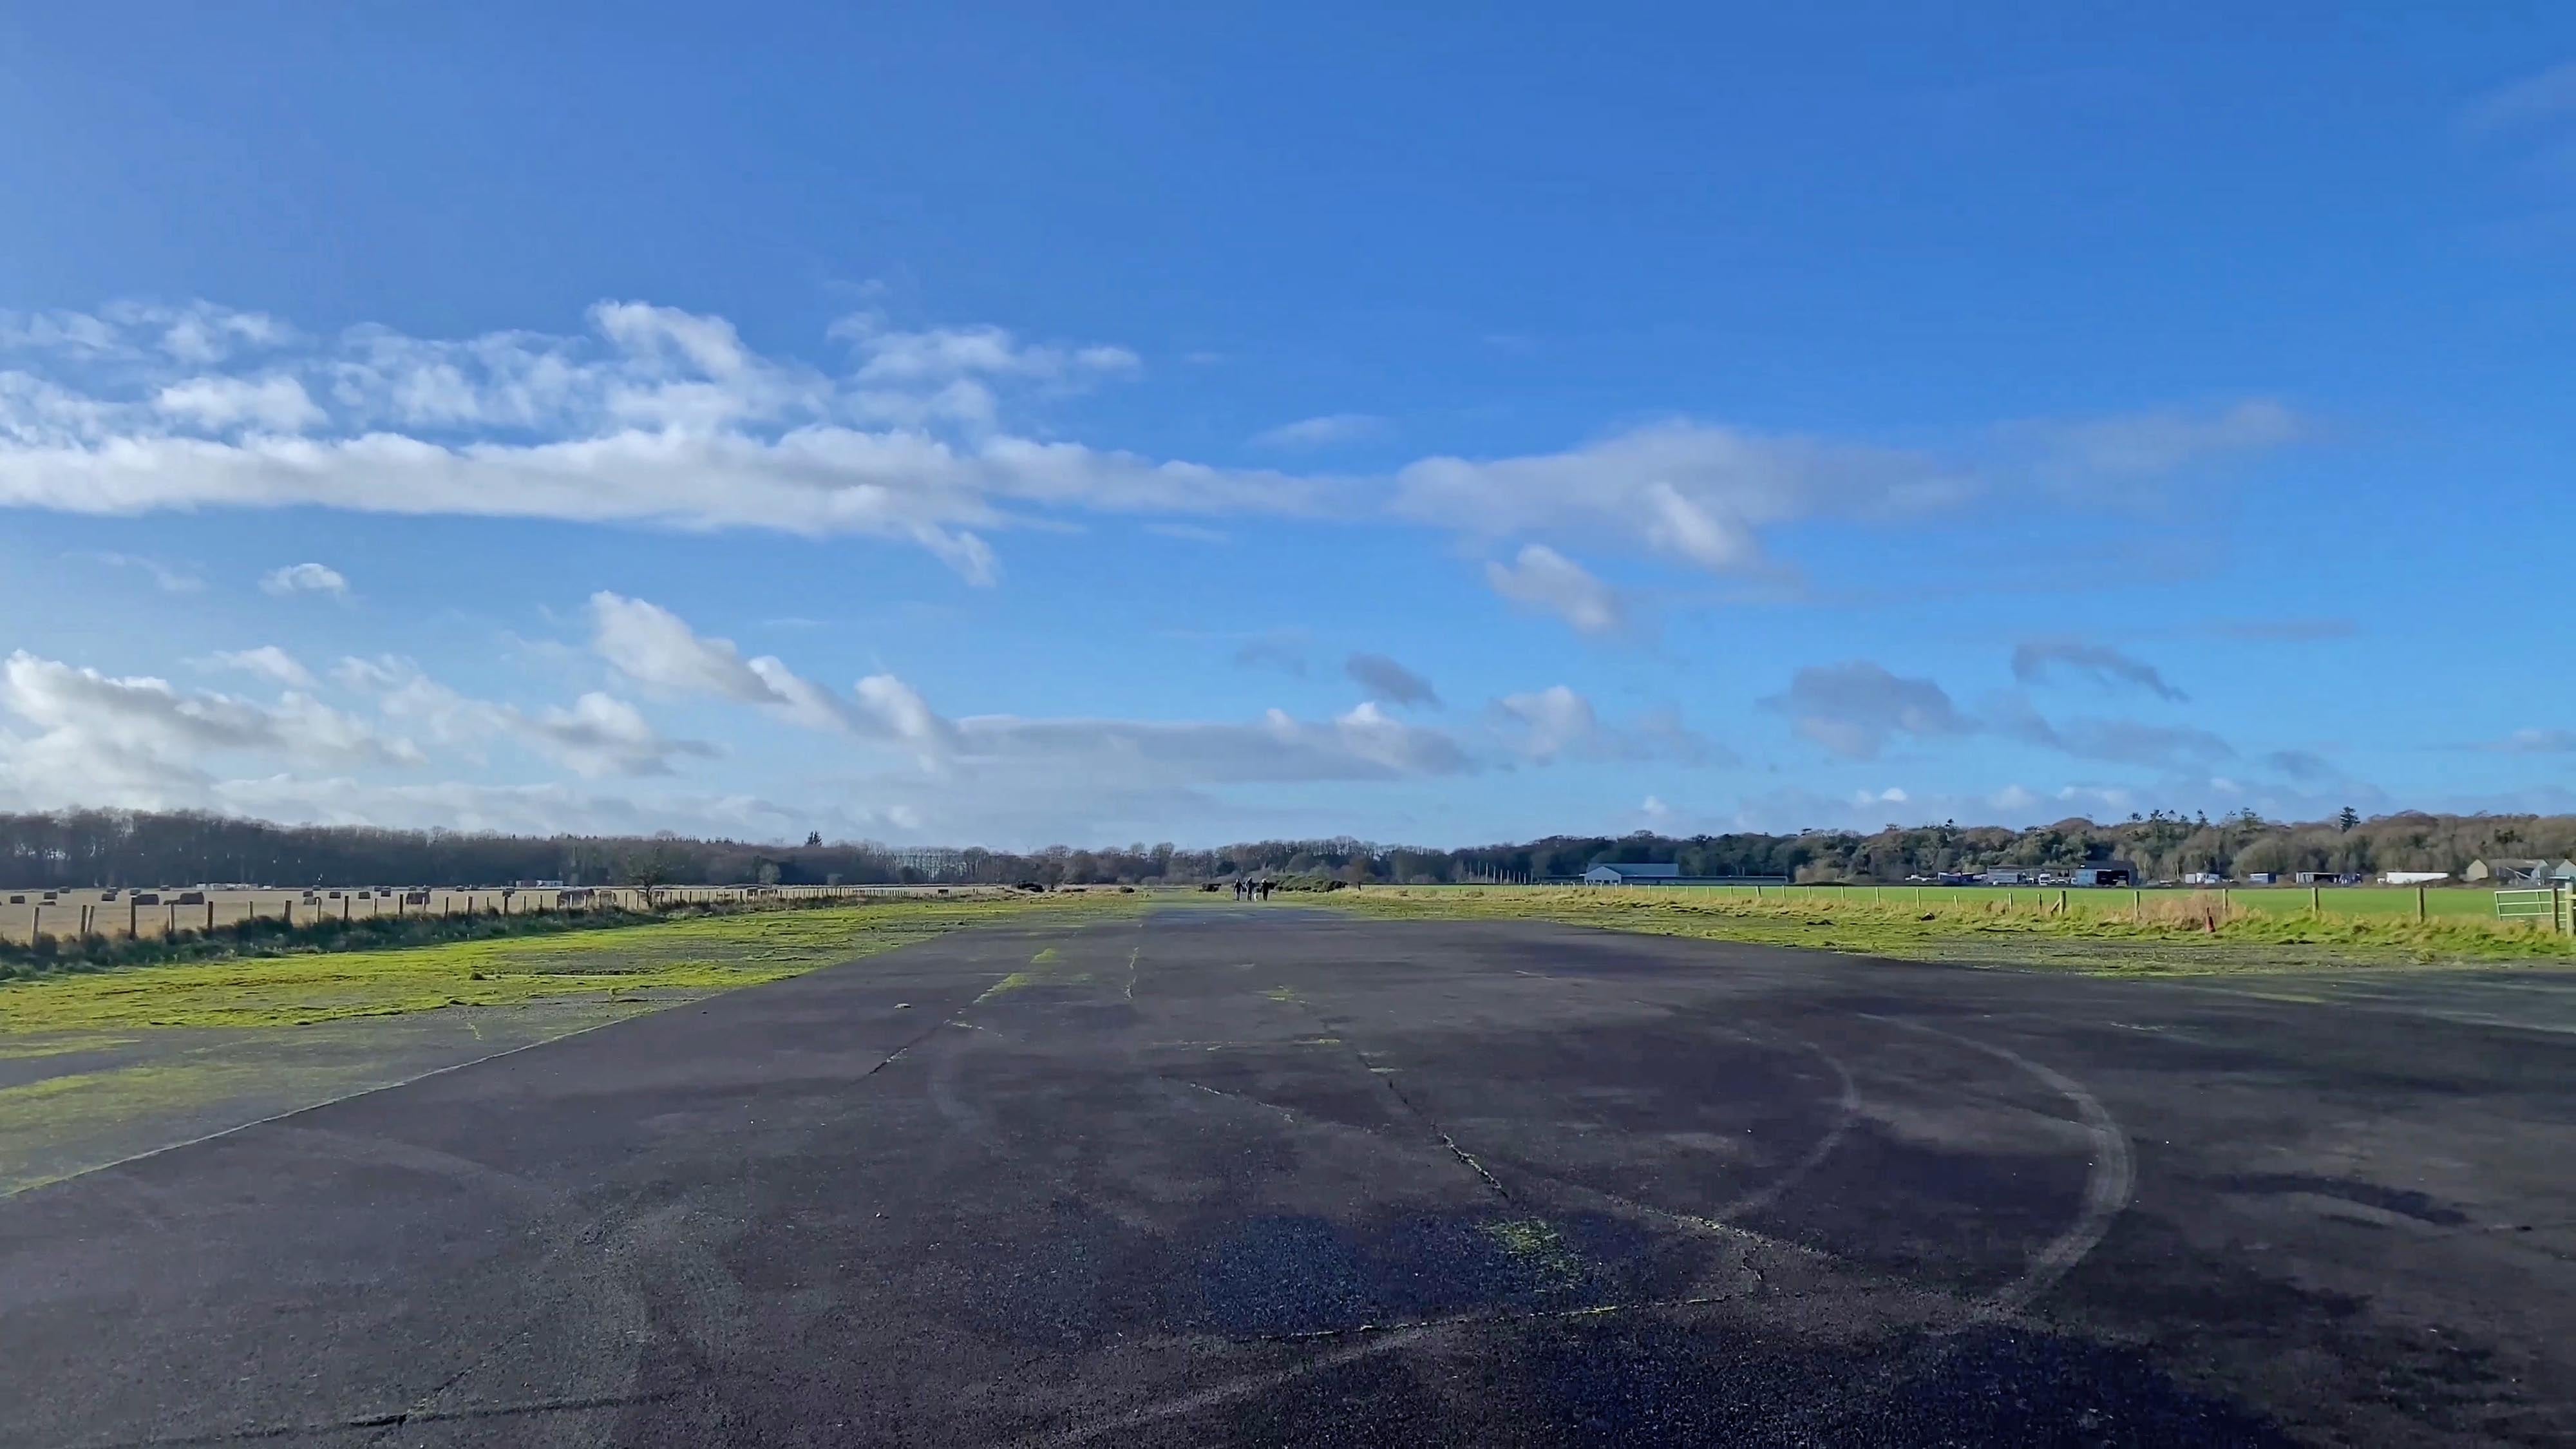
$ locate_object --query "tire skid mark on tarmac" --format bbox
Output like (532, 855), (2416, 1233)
(1005, 1293), (1770, 1448)
(1857, 1013), (2136, 1321)
(1027, 981), (2128, 1447)
(1765, 1014), (2143, 1444)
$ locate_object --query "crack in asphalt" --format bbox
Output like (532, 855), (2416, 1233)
(84, 1389), (698, 1446)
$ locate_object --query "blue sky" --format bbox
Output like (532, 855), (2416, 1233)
(1, 3), (2571, 848)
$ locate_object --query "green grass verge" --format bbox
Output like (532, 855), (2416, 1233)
(0, 893), (1138, 1034)
(1332, 886), (2576, 974)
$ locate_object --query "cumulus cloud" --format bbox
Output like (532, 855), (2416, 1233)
(0, 650), (422, 805)
(1251, 413), (1385, 450)
(588, 591), (948, 750)
(1484, 544), (1625, 635)
(155, 375), (325, 433)
(260, 562), (348, 597)
(341, 657), (712, 779)
(1344, 652), (1438, 708)
(1765, 663), (1975, 761)
(1491, 687), (1719, 765)
(592, 595), (1475, 795)
(2011, 637), (2187, 702)
(202, 645), (316, 690)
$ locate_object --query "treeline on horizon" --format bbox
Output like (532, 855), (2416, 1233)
(5, 806), (2575, 891)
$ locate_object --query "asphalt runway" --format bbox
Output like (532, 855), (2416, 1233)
(3, 909), (2572, 1446)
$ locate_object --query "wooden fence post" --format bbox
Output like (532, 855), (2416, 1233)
(2311, 885), (2321, 915)
(128, 898), (138, 938)
(2416, 886), (2427, 922)
(2132, 888), (2143, 922)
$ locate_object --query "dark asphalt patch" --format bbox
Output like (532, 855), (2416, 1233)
(2, 908), (2571, 1446)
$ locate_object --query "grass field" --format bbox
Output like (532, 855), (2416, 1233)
(0, 892), (1140, 1035)
(1481, 880), (2511, 921)
(1337, 884), (2576, 973)
(0, 882), (976, 947)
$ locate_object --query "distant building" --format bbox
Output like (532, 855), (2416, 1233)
(2072, 863), (2136, 887)
(1978, 868), (2038, 886)
(1582, 862), (1681, 885)
(2294, 871), (2365, 886)
(2181, 871), (2226, 886)
(2245, 872), (2280, 886)
(2464, 858), (2575, 885)
(2382, 871), (2451, 886)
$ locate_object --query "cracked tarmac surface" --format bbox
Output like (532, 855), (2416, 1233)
(3, 907), (2572, 1446)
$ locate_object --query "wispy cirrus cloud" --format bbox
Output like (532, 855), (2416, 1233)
(1251, 413), (1385, 450)
(2483, 727), (2576, 754)
(2461, 61), (2576, 136)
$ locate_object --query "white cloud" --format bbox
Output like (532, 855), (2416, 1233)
(154, 375), (325, 433)
(589, 592), (954, 751)
(202, 646), (316, 690)
(830, 311), (1139, 388)
(590, 595), (1475, 799)
(261, 562), (348, 597)
(1404, 421), (1969, 574)
(528, 692), (717, 778)
(0, 651), (422, 806)
(1484, 544), (1625, 635)
(0, 298), (2303, 586)
(1491, 686), (1718, 765)
(1495, 686), (1603, 762)
(1251, 413), (1385, 450)
(343, 657), (711, 779)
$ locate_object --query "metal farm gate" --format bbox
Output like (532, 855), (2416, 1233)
(2494, 885), (2574, 934)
